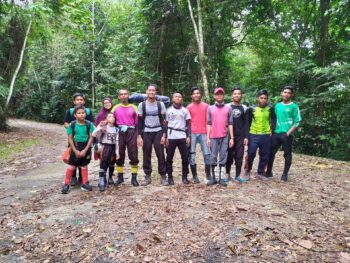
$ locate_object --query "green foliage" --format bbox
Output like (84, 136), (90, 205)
(0, 0), (349, 160)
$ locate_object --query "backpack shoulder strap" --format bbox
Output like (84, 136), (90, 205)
(142, 101), (146, 117)
(157, 101), (163, 122)
(71, 121), (76, 140)
(70, 108), (74, 118)
(85, 120), (91, 138)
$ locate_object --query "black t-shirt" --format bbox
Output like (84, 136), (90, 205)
(63, 108), (94, 123)
(229, 104), (249, 138)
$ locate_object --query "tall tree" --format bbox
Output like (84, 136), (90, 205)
(187, 0), (209, 101)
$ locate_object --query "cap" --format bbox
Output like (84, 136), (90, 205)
(214, 87), (225, 94)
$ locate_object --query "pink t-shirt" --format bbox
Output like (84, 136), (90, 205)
(187, 102), (208, 134)
(112, 104), (138, 126)
(207, 104), (233, 138)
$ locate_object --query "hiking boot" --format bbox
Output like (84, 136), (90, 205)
(160, 175), (169, 186)
(205, 165), (214, 186)
(61, 184), (70, 194)
(98, 177), (106, 192)
(190, 164), (200, 184)
(114, 173), (124, 186)
(281, 174), (288, 182)
(71, 176), (77, 186)
(141, 175), (152, 186)
(131, 174), (139, 187)
(182, 174), (190, 185)
(168, 174), (174, 185)
(81, 183), (92, 192)
(211, 166), (218, 185)
(235, 176), (248, 183)
(219, 179), (227, 187)
(266, 172), (273, 178)
(108, 176), (114, 185)
(257, 173), (270, 181)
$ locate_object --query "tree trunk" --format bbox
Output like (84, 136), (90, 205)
(317, 0), (329, 67)
(6, 17), (33, 108)
(91, 0), (96, 108)
(187, 0), (210, 103)
(158, 21), (166, 95)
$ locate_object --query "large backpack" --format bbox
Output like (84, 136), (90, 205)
(129, 93), (171, 106)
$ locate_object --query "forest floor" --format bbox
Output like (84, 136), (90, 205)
(0, 119), (349, 263)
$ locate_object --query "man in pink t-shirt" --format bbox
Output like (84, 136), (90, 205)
(207, 87), (234, 186)
(187, 87), (213, 185)
(112, 88), (139, 187)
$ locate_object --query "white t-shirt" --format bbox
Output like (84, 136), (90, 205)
(166, 106), (191, 139)
(137, 100), (166, 132)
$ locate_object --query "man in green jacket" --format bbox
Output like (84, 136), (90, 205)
(266, 86), (302, 182)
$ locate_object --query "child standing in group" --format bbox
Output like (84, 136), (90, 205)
(61, 105), (94, 194)
(63, 93), (94, 185)
(92, 112), (120, 192)
(94, 97), (115, 183)
(165, 92), (191, 185)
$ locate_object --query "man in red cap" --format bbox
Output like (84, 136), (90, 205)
(206, 87), (234, 186)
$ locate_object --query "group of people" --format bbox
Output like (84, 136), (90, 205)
(61, 84), (301, 194)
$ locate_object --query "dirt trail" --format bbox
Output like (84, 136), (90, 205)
(0, 119), (350, 262)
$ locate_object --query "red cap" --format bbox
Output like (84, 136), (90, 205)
(214, 87), (225, 94)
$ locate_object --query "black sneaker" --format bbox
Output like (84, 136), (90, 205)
(108, 176), (114, 185)
(218, 179), (227, 187)
(168, 176), (174, 185)
(281, 174), (288, 182)
(257, 173), (270, 181)
(182, 175), (190, 185)
(266, 173), (273, 178)
(71, 176), (77, 186)
(192, 175), (200, 184)
(115, 174), (124, 186)
(161, 176), (169, 186)
(81, 183), (92, 192)
(131, 174), (139, 187)
(61, 184), (70, 194)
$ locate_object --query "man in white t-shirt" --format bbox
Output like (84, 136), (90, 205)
(165, 92), (191, 185)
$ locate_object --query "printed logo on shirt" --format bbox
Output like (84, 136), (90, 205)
(232, 108), (242, 118)
(107, 133), (117, 143)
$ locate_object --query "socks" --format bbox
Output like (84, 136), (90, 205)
(116, 165), (123, 174)
(131, 165), (138, 174)
(81, 166), (89, 184)
(64, 165), (76, 185)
